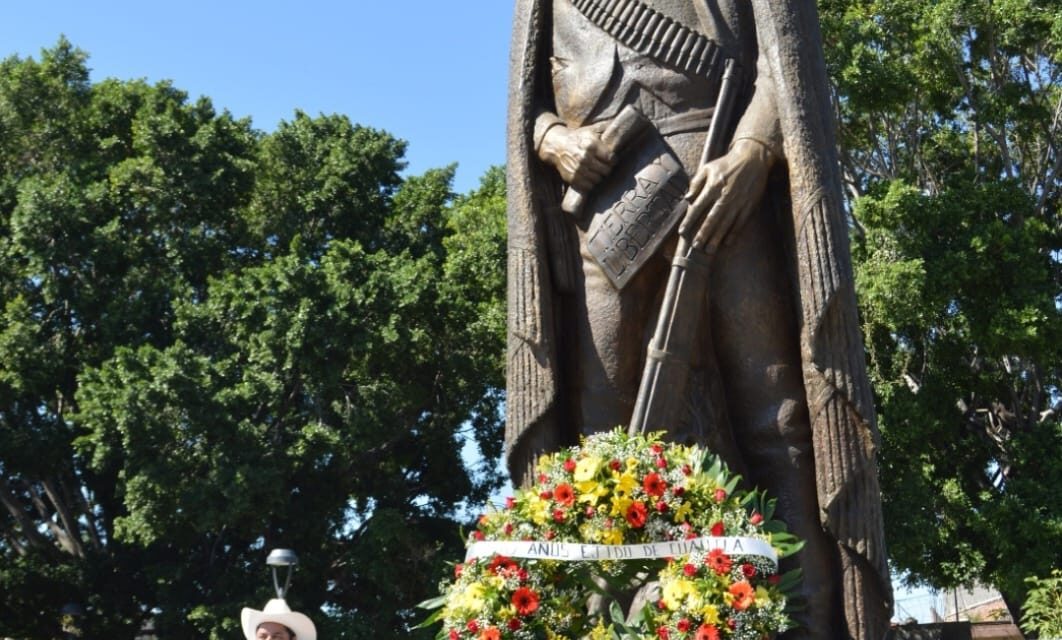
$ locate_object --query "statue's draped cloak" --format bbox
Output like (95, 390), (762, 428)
(505, 0), (893, 637)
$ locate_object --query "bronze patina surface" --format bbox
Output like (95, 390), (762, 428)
(505, 0), (893, 637)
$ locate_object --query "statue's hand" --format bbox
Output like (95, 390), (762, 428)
(538, 121), (615, 193)
(679, 138), (773, 251)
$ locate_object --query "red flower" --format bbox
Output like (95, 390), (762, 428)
(507, 618), (522, 631)
(488, 555), (517, 576)
(683, 563), (698, 577)
(504, 523), (513, 535)
(695, 624), (720, 640)
(473, 530), (485, 541)
(643, 472), (667, 497)
(467, 619), (479, 633)
(681, 464), (692, 476)
(563, 458), (577, 473)
(728, 580), (755, 611)
(554, 483), (575, 506)
(651, 443), (665, 454)
(710, 521), (724, 536)
(505, 496), (515, 509)
(706, 548), (732, 575)
(539, 490), (553, 500)
(713, 488), (727, 502)
(610, 459), (623, 470)
(657, 627), (670, 639)
(512, 587), (540, 616)
(750, 511), (764, 525)
(478, 627), (501, 640)
(552, 509), (566, 522)
(677, 619), (691, 632)
(742, 563), (756, 578)
(655, 457), (668, 468)
(625, 501), (648, 528)
(454, 563), (464, 578)
(449, 629), (459, 640)
(537, 473), (548, 484)
(656, 500), (668, 512)
(673, 486), (686, 497)
(656, 599), (667, 610)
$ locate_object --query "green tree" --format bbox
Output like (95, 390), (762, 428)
(0, 40), (506, 638)
(1021, 570), (1062, 638)
(819, 0), (1061, 623)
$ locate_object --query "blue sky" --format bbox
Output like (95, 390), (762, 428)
(1, 0), (513, 194)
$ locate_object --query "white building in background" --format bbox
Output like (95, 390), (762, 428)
(935, 584), (1011, 623)
(892, 582), (1024, 639)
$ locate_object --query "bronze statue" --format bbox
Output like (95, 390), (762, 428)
(505, 0), (893, 637)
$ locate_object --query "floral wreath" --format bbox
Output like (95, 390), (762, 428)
(421, 430), (803, 640)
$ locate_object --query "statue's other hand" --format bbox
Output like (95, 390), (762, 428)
(679, 138), (772, 251)
(538, 122), (614, 193)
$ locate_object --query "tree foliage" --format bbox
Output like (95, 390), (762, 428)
(1021, 569), (1062, 638)
(0, 40), (506, 638)
(819, 0), (1062, 621)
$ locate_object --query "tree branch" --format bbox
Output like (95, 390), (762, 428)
(21, 480), (81, 557)
(0, 482), (56, 554)
(63, 473), (104, 551)
(42, 477), (86, 558)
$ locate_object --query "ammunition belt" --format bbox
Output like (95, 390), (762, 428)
(569, 0), (726, 80)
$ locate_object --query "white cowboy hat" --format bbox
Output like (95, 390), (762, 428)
(241, 598), (317, 640)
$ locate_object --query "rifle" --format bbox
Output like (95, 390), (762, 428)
(629, 58), (742, 435)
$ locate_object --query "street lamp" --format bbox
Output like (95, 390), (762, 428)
(266, 548), (299, 599)
(60, 602), (83, 639)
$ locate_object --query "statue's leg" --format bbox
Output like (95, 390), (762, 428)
(568, 195), (670, 623)
(708, 201), (842, 639)
(568, 225), (667, 435)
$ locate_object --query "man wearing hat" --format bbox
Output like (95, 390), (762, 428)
(241, 598), (316, 640)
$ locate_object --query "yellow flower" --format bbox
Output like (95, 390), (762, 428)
(672, 502), (692, 523)
(613, 472), (637, 498)
(662, 578), (697, 610)
(610, 494), (633, 518)
(588, 620), (611, 640)
(625, 456), (639, 470)
(599, 527), (624, 545)
(576, 480), (606, 505)
(528, 494), (550, 525)
(457, 582), (487, 611)
(574, 456), (602, 482)
(700, 604), (720, 624)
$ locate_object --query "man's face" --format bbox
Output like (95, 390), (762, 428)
(255, 622), (293, 640)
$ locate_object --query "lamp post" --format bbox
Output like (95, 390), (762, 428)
(60, 602), (83, 639)
(266, 548), (299, 599)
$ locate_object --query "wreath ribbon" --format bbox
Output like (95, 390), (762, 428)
(466, 535), (777, 565)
